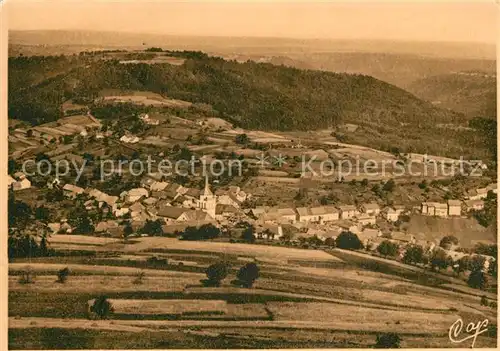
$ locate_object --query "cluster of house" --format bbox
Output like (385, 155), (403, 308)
(249, 202), (404, 226)
(421, 183), (497, 218)
(54, 174), (250, 236)
(7, 172), (32, 191)
(139, 113), (160, 126)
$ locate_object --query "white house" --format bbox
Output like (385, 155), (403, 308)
(464, 199), (485, 212)
(357, 214), (377, 226)
(447, 200), (462, 216)
(382, 206), (404, 222)
(339, 205), (358, 220)
(296, 206), (339, 223)
(126, 188), (149, 203)
(259, 207), (296, 224)
(360, 203), (380, 216)
(120, 134), (140, 144)
(62, 183), (84, 198)
(422, 202), (448, 217)
(12, 178), (31, 191)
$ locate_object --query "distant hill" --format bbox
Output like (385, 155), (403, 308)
(9, 30), (496, 60)
(240, 52), (496, 90)
(406, 72), (496, 119)
(10, 50), (496, 159)
(8, 51), (462, 131)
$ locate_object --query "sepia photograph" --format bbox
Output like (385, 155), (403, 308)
(4, 0), (498, 349)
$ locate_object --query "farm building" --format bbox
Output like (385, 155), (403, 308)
(360, 203), (380, 216)
(357, 214), (376, 226)
(382, 207), (400, 222)
(338, 205), (358, 219)
(62, 183), (84, 198)
(389, 231), (414, 244)
(215, 204), (239, 220)
(11, 177), (31, 191)
(125, 188), (149, 203)
(447, 200), (462, 216)
(258, 207), (297, 224)
(464, 199), (485, 212)
(296, 206), (339, 223)
(421, 202), (448, 217)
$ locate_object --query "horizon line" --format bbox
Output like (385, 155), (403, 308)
(9, 28), (497, 47)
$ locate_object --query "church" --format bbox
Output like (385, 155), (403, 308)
(198, 176), (217, 219)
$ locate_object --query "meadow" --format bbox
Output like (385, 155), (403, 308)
(8, 234), (497, 349)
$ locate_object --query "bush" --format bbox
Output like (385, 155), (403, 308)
(336, 231), (363, 250)
(402, 245), (424, 265)
(377, 240), (399, 257)
(481, 295), (489, 306)
(181, 224), (220, 240)
(56, 267), (70, 283)
(468, 269), (490, 290)
(90, 296), (114, 319)
(235, 262), (260, 288)
(241, 225), (256, 243)
(382, 179), (396, 192)
(375, 333), (401, 348)
(204, 262), (230, 287)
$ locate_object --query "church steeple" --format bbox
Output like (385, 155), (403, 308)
(199, 174), (216, 219)
(203, 174), (213, 197)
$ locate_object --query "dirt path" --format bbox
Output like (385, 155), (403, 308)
(8, 317), (452, 335)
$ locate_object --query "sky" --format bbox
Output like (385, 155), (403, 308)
(5, 0), (498, 43)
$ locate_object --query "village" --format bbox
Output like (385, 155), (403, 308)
(8, 97), (498, 268)
(6, 21), (498, 347)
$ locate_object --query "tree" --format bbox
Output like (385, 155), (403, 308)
(336, 231), (363, 250)
(197, 223), (220, 240)
(377, 240), (399, 258)
(56, 267), (70, 283)
(180, 224), (220, 240)
(68, 206), (94, 234)
(468, 269), (490, 290)
(382, 179), (396, 192)
(235, 133), (250, 145)
(418, 180), (427, 190)
(236, 262), (260, 288)
(90, 296), (114, 319)
(241, 225), (256, 243)
(204, 262), (230, 287)
(307, 235), (324, 247)
(439, 235), (459, 249)
(455, 255), (471, 275)
(402, 245), (424, 265)
(8, 159), (18, 174)
(123, 222), (133, 240)
(324, 237), (336, 248)
(141, 219), (164, 236)
(35, 206), (50, 223)
(469, 255), (487, 272)
(375, 333), (402, 348)
(360, 178), (369, 187)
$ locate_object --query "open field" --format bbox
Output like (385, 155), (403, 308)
(8, 233), (497, 349)
(99, 299), (228, 315)
(118, 237), (337, 261)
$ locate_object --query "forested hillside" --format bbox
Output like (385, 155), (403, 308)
(8, 51), (460, 130)
(407, 72), (496, 119)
